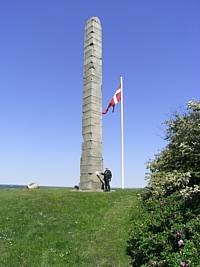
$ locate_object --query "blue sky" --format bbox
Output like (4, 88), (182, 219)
(0, 0), (199, 188)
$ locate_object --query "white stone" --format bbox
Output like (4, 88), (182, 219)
(27, 182), (39, 189)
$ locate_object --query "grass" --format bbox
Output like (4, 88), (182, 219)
(0, 188), (143, 267)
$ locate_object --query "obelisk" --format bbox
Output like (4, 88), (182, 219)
(80, 17), (103, 190)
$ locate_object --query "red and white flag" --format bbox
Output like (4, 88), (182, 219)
(102, 84), (121, 114)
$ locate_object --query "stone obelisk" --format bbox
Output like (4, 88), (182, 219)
(80, 17), (103, 190)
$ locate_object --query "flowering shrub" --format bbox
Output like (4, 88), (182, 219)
(127, 194), (200, 266)
(127, 101), (200, 266)
(146, 101), (200, 200)
(145, 171), (191, 198)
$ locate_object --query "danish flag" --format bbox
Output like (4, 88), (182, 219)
(102, 84), (121, 114)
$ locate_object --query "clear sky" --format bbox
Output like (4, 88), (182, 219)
(0, 0), (199, 188)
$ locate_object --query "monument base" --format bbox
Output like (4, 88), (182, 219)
(79, 179), (102, 191)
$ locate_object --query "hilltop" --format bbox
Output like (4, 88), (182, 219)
(0, 188), (143, 266)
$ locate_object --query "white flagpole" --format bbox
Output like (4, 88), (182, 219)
(120, 76), (125, 189)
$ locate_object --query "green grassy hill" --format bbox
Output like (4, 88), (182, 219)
(0, 188), (143, 267)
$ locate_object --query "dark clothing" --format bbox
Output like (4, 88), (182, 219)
(102, 169), (112, 191)
(104, 178), (110, 191)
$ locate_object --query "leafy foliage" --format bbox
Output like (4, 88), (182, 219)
(127, 194), (200, 267)
(146, 100), (200, 199)
(127, 101), (200, 266)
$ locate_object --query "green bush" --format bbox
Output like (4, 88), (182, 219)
(146, 100), (200, 200)
(127, 101), (200, 266)
(127, 193), (200, 266)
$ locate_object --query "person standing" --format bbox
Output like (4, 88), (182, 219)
(102, 168), (112, 191)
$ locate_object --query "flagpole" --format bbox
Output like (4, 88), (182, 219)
(120, 76), (125, 189)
